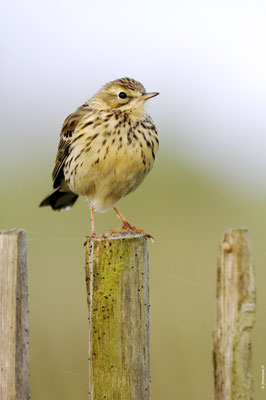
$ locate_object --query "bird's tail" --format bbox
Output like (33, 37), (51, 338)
(39, 187), (79, 211)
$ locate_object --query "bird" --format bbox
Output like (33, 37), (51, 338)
(39, 77), (159, 239)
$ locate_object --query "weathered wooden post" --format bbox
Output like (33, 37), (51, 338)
(0, 229), (29, 400)
(85, 233), (150, 400)
(213, 227), (256, 400)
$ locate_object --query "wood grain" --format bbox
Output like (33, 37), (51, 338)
(213, 228), (256, 400)
(0, 229), (29, 400)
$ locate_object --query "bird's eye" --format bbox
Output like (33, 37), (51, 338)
(118, 92), (127, 99)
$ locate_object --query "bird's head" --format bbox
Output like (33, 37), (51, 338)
(91, 77), (159, 117)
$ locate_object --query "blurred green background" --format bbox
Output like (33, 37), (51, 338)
(2, 1), (266, 399)
(2, 154), (266, 399)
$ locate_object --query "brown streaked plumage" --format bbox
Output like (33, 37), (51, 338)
(39, 77), (159, 238)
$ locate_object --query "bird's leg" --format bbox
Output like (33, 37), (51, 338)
(90, 205), (95, 236)
(108, 207), (153, 239)
(84, 206), (107, 245)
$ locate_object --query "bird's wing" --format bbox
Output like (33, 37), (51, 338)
(52, 105), (88, 188)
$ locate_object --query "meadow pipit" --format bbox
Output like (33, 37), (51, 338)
(40, 78), (159, 238)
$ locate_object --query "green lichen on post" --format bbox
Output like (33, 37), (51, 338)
(85, 233), (150, 400)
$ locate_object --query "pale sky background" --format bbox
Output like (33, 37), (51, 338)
(1, 0), (266, 190)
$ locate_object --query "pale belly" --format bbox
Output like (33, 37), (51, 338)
(64, 137), (155, 211)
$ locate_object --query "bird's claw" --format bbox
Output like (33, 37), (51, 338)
(83, 223), (154, 246)
(106, 223), (154, 241)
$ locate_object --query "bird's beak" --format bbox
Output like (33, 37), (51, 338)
(141, 92), (159, 101)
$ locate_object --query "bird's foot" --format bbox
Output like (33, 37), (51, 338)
(111, 207), (153, 240)
(107, 222), (154, 240)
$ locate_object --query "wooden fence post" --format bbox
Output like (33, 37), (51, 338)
(0, 229), (29, 400)
(84, 233), (150, 400)
(213, 227), (256, 400)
